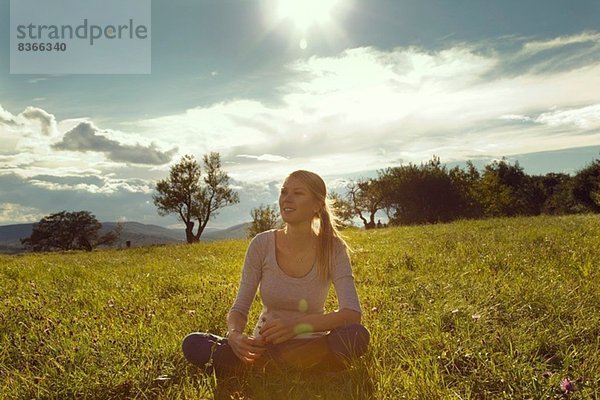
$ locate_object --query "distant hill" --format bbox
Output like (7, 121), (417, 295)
(0, 221), (252, 254)
(100, 222), (185, 248)
(201, 222), (251, 241)
(0, 223), (34, 254)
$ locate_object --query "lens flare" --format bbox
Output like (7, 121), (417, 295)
(298, 298), (308, 312)
(293, 323), (314, 335)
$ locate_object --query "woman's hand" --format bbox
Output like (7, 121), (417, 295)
(227, 331), (266, 364)
(260, 318), (311, 344)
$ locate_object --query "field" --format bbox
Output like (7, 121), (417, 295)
(1, 215), (599, 399)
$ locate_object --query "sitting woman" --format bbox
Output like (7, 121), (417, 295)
(182, 170), (369, 376)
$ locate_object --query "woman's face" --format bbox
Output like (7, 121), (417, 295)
(279, 176), (321, 225)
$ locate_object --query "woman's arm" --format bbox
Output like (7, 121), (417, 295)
(227, 310), (266, 363)
(226, 235), (267, 362)
(229, 235), (264, 323)
(260, 309), (361, 344)
(297, 308), (361, 332)
(226, 309), (248, 334)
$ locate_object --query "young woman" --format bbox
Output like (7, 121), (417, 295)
(182, 170), (369, 376)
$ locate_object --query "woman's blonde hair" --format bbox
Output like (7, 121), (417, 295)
(286, 170), (350, 280)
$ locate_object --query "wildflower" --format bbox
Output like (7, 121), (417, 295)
(560, 377), (574, 394)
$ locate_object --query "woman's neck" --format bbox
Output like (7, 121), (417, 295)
(284, 222), (315, 244)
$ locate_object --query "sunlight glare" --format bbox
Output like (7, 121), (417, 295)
(276, 0), (340, 30)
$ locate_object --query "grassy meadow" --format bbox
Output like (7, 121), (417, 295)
(1, 214), (599, 399)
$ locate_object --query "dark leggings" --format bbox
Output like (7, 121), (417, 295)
(182, 323), (369, 375)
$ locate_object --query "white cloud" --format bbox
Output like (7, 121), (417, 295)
(500, 104), (600, 130)
(535, 104), (600, 129)
(0, 105), (59, 138)
(19, 106), (58, 136)
(0, 173), (160, 226)
(27, 177), (153, 194)
(0, 105), (178, 182)
(27, 77), (48, 84)
(499, 114), (534, 123)
(128, 46), (508, 181)
(236, 153), (288, 162)
(0, 203), (45, 224)
(4, 33), (600, 192)
(118, 38), (600, 183)
(522, 32), (600, 54)
(129, 99), (274, 155)
(0, 105), (18, 123)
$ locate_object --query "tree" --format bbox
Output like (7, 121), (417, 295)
(537, 173), (580, 215)
(329, 192), (355, 228)
(347, 178), (385, 229)
(448, 161), (484, 219)
(247, 204), (280, 238)
(474, 159), (538, 217)
(153, 153), (239, 243)
(572, 158), (600, 212)
(97, 223), (124, 247)
(21, 210), (120, 252)
(380, 157), (463, 225)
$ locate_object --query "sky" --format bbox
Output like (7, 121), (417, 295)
(1, 0), (600, 229)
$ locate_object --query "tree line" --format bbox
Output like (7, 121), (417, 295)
(341, 156), (600, 229)
(20, 152), (599, 251)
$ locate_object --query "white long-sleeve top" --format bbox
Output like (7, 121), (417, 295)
(229, 229), (362, 338)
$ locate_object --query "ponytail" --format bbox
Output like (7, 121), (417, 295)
(315, 197), (350, 281)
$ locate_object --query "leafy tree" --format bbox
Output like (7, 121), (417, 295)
(474, 159), (539, 217)
(153, 153), (239, 243)
(448, 161), (484, 219)
(347, 178), (385, 229)
(537, 173), (580, 215)
(329, 192), (355, 227)
(247, 204), (280, 238)
(21, 211), (120, 252)
(572, 159), (600, 212)
(380, 157), (463, 225)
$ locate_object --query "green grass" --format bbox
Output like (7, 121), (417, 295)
(1, 215), (599, 399)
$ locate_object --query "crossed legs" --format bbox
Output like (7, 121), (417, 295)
(182, 323), (370, 376)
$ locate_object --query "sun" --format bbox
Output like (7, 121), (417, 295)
(275, 0), (340, 30)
